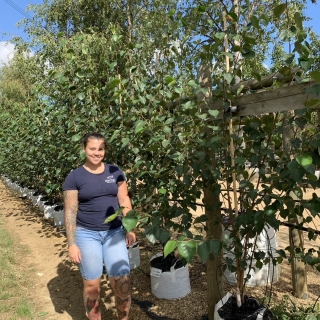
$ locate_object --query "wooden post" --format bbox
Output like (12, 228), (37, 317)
(198, 64), (222, 320)
(283, 116), (308, 299)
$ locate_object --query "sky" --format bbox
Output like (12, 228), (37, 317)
(0, 0), (320, 66)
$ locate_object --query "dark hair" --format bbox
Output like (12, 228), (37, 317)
(82, 132), (106, 148)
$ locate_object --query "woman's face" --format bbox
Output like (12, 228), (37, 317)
(83, 138), (105, 166)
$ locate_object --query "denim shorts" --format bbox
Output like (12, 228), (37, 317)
(76, 226), (130, 280)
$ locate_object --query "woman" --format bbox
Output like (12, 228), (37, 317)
(63, 132), (136, 320)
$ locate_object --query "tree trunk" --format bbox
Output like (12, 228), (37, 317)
(198, 64), (223, 320)
(289, 192), (309, 299)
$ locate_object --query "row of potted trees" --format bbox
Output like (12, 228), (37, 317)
(0, 174), (140, 272)
(0, 174), (279, 319)
(1, 174), (64, 227)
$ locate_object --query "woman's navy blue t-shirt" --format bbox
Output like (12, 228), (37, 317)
(62, 164), (125, 231)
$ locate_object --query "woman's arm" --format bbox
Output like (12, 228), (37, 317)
(63, 190), (81, 263)
(117, 181), (136, 246)
(117, 181), (132, 216)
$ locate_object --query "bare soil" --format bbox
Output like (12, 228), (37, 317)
(0, 180), (320, 320)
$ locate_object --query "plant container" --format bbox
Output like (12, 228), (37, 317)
(150, 253), (191, 300)
(223, 225), (280, 286)
(127, 241), (140, 270)
(214, 293), (273, 320)
(53, 206), (64, 226)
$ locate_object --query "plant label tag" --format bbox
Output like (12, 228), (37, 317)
(150, 267), (162, 277)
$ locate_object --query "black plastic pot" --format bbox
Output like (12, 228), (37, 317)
(150, 252), (183, 272)
(218, 295), (273, 320)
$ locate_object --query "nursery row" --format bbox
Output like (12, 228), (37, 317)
(1, 175), (140, 272)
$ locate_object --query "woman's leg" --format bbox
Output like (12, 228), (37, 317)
(76, 227), (104, 320)
(102, 227), (131, 320)
(109, 275), (131, 320)
(83, 278), (101, 320)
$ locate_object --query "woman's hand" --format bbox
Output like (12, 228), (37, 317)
(125, 231), (136, 247)
(68, 244), (82, 264)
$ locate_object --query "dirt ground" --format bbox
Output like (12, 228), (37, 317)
(0, 179), (320, 320)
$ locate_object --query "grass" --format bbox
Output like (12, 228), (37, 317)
(0, 217), (36, 320)
(270, 295), (320, 320)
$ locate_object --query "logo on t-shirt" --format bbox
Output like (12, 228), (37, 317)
(105, 175), (116, 183)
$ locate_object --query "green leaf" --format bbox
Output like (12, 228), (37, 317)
(295, 42), (309, 56)
(72, 134), (81, 142)
(255, 260), (263, 269)
(198, 5), (206, 12)
(181, 18), (187, 26)
(104, 206), (124, 223)
(112, 34), (121, 42)
(242, 49), (255, 58)
(144, 226), (158, 244)
(135, 120), (146, 133)
(164, 240), (177, 257)
(310, 71), (320, 83)
(162, 139), (169, 148)
(277, 249), (286, 258)
(305, 84), (320, 97)
(194, 214), (207, 223)
(208, 109), (219, 117)
(209, 239), (221, 255)
(196, 113), (207, 120)
(177, 241), (196, 263)
(305, 99), (320, 108)
(228, 12), (238, 22)
(75, 69), (86, 78)
(285, 53), (295, 65)
(174, 87), (183, 94)
(305, 315), (317, 320)
(299, 58), (312, 71)
(188, 80), (198, 86)
(159, 229), (171, 245)
(296, 154), (314, 174)
(250, 15), (259, 29)
(164, 75), (175, 86)
(290, 168), (305, 182)
(215, 32), (225, 40)
(158, 187), (167, 194)
(296, 154), (312, 167)
(250, 72), (261, 82)
(294, 12), (303, 31)
(197, 241), (211, 262)
(121, 137), (129, 148)
(220, 52), (233, 60)
(274, 4), (286, 18)
(288, 158), (299, 171)
(77, 92), (85, 100)
(165, 117), (174, 125)
(223, 73), (233, 84)
(107, 78), (121, 89)
(122, 213), (138, 232)
(167, 9), (175, 17)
